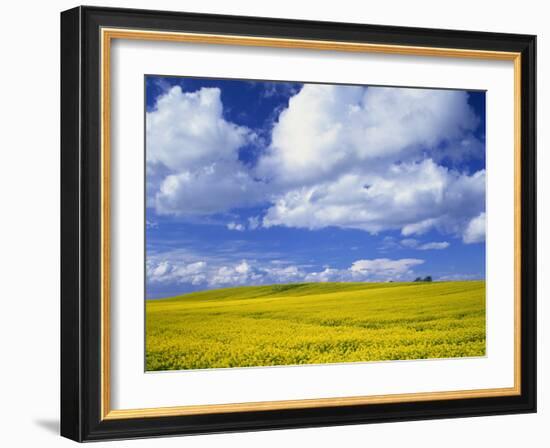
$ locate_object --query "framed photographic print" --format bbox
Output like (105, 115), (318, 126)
(60, 6), (536, 442)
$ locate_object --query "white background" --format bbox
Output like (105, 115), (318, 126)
(111, 39), (515, 409)
(0, 0), (547, 447)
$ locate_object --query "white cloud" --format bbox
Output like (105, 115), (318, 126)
(400, 239), (450, 250)
(147, 86), (248, 172)
(227, 222), (245, 231)
(257, 85), (480, 187)
(264, 265), (305, 283)
(417, 241), (450, 250)
(147, 260), (208, 286)
(257, 85), (484, 237)
(209, 260), (263, 286)
(350, 258), (424, 279)
(235, 261), (250, 274)
(247, 216), (260, 230)
(262, 159), (485, 238)
(146, 86), (265, 216)
(401, 218), (439, 236)
(463, 212), (486, 244)
(147, 253), (426, 291)
(147, 84), (485, 241)
(304, 267), (343, 283)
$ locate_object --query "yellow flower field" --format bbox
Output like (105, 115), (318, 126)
(145, 281), (485, 371)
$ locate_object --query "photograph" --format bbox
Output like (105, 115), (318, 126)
(0, 0), (544, 442)
(57, 5), (537, 441)
(145, 76), (487, 371)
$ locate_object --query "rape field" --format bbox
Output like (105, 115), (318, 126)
(145, 281), (485, 371)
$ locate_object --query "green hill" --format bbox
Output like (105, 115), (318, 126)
(146, 281), (485, 371)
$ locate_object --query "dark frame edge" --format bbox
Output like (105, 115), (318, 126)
(61, 6), (84, 442)
(519, 34), (537, 414)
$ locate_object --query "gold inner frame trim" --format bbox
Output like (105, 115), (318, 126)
(100, 27), (522, 420)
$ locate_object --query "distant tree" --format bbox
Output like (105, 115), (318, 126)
(413, 276), (433, 282)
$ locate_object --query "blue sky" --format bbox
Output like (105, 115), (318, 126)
(145, 76), (486, 298)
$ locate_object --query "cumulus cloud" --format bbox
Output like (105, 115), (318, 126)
(400, 239), (450, 250)
(463, 212), (486, 244)
(209, 260), (265, 286)
(146, 86), (265, 216)
(257, 85), (480, 186)
(147, 83), (485, 241)
(147, 252), (425, 291)
(147, 256), (307, 289)
(148, 260), (208, 286)
(262, 159), (485, 237)
(350, 258), (424, 279)
(227, 222), (245, 231)
(147, 86), (247, 172)
(256, 85), (484, 238)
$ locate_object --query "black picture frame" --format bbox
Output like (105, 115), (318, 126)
(61, 5), (536, 442)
